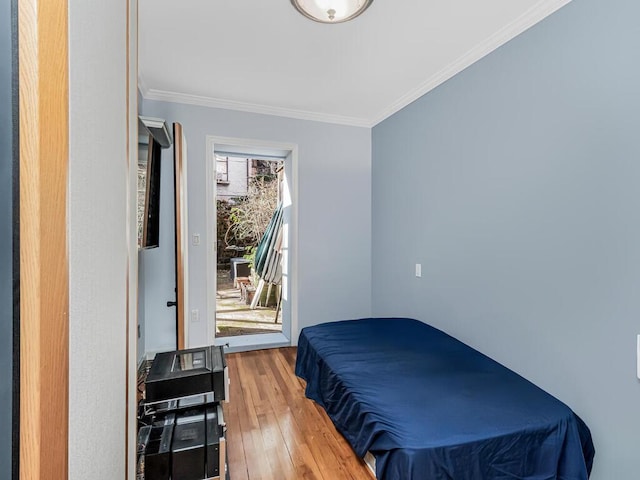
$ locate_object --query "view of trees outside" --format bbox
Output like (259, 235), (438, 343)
(215, 157), (284, 337)
(216, 157), (282, 266)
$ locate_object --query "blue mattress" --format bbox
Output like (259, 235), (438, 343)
(295, 318), (594, 480)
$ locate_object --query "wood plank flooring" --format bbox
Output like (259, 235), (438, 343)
(224, 347), (374, 480)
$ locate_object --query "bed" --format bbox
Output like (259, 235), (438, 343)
(295, 318), (595, 480)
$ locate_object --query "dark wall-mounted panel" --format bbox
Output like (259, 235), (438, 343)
(0, 0), (17, 477)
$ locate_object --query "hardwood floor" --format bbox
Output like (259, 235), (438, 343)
(224, 347), (374, 480)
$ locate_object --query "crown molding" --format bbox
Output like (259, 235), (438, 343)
(370, 0), (573, 126)
(138, 0), (572, 129)
(141, 88), (372, 128)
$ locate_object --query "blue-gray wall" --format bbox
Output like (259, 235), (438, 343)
(372, 0), (639, 478)
(139, 100), (372, 354)
(0, 0), (14, 476)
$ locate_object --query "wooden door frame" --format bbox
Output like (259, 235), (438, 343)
(18, 0), (69, 478)
(173, 122), (188, 350)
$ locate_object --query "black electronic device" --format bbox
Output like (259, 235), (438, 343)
(148, 392), (215, 418)
(145, 346), (227, 404)
(206, 406), (226, 478)
(137, 425), (151, 456)
(141, 414), (175, 480)
(171, 410), (206, 480)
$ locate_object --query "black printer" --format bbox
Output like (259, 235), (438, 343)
(138, 345), (229, 480)
(145, 345), (227, 404)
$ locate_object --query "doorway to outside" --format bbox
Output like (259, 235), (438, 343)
(215, 155), (283, 338)
(206, 136), (297, 352)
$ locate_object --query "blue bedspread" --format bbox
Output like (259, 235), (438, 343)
(295, 318), (594, 480)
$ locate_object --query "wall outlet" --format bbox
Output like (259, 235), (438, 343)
(191, 309), (200, 323)
(415, 263), (422, 278)
(637, 334), (640, 380)
(192, 233), (200, 246)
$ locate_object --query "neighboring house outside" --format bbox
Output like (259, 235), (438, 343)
(216, 155), (280, 202)
(216, 155), (250, 200)
(215, 155), (282, 263)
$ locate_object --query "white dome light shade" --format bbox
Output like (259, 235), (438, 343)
(291, 0), (373, 23)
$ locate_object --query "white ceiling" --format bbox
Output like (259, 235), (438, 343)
(138, 0), (571, 127)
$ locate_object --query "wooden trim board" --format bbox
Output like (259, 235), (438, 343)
(173, 123), (188, 349)
(18, 0), (69, 478)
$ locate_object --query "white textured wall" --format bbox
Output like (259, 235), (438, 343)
(68, 1), (128, 478)
(127, 1), (140, 477)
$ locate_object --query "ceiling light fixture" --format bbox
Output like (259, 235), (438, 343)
(290, 0), (373, 24)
